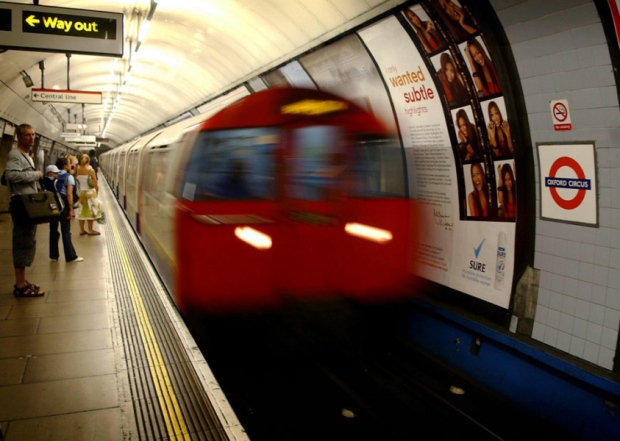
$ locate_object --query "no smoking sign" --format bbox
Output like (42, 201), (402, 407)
(537, 143), (598, 226)
(550, 99), (572, 131)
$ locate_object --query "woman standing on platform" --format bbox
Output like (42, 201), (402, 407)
(75, 154), (102, 235)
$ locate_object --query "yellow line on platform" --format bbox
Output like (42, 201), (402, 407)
(103, 190), (190, 440)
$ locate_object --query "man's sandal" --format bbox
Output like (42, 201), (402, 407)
(14, 284), (45, 297)
(26, 281), (40, 291)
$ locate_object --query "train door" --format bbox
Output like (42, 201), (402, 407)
(276, 125), (350, 299)
(176, 128), (281, 313)
(278, 125), (411, 302)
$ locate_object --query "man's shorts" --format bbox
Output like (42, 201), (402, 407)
(12, 223), (37, 267)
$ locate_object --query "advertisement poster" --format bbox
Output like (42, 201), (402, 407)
(358, 1), (516, 308)
(359, 15), (456, 286)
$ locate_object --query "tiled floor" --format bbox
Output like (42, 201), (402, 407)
(0, 173), (249, 440)
(0, 212), (126, 439)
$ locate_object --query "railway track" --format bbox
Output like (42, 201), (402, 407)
(188, 301), (573, 440)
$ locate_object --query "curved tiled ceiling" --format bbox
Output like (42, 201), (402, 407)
(0, 0), (405, 148)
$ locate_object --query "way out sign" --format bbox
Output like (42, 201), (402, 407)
(537, 142), (598, 226)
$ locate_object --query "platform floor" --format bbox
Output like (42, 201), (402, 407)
(0, 180), (247, 440)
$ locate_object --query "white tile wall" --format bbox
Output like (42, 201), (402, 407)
(490, 0), (620, 370)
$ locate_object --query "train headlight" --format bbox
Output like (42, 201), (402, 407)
(344, 222), (392, 244)
(234, 226), (272, 250)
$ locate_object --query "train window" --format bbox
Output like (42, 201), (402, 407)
(285, 126), (406, 200)
(181, 128), (278, 201)
(126, 151), (139, 186)
(143, 149), (170, 198)
(286, 126), (346, 201)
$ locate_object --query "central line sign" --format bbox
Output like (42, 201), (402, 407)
(32, 88), (102, 104)
(0, 2), (123, 56)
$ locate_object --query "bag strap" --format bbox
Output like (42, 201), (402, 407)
(52, 178), (65, 211)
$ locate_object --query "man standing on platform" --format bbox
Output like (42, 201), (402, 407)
(89, 149), (99, 175)
(5, 124), (45, 297)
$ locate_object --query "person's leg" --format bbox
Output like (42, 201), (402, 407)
(79, 219), (87, 234)
(13, 224), (44, 296)
(49, 219), (60, 260)
(14, 267), (26, 288)
(87, 219), (99, 235)
(60, 214), (78, 261)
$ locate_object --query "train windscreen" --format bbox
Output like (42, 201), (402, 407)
(180, 126), (406, 202)
(181, 128), (279, 201)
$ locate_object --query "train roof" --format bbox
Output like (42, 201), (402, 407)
(198, 88), (388, 134)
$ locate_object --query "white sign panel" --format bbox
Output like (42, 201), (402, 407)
(68, 135), (96, 143)
(32, 88), (102, 104)
(537, 142), (598, 226)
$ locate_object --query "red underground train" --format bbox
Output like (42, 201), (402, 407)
(101, 87), (414, 316)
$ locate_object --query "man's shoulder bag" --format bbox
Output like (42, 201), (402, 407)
(10, 190), (61, 225)
(7, 154), (61, 225)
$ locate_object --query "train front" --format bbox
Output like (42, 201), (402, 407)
(174, 88), (412, 316)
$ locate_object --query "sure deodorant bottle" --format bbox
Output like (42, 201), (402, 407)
(495, 232), (506, 290)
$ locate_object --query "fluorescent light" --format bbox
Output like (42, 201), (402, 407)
(235, 226), (272, 250)
(344, 223), (392, 244)
(137, 20), (151, 45)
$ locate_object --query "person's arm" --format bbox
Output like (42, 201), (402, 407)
(66, 181), (75, 218)
(90, 167), (99, 191)
(502, 121), (514, 153)
(465, 143), (475, 160)
(497, 165), (504, 206)
(455, 8), (477, 34)
(5, 153), (41, 184)
(465, 46), (485, 94)
(487, 122), (496, 147)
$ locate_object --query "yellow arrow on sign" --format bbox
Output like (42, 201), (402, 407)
(25, 15), (40, 27)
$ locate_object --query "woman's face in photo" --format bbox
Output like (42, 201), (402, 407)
(489, 105), (501, 126)
(407, 10), (421, 26)
(504, 171), (513, 191)
(440, 0), (461, 21)
(471, 165), (484, 191)
(470, 44), (485, 67)
(445, 61), (456, 83)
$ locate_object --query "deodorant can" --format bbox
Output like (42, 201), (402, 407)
(495, 231), (506, 290)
